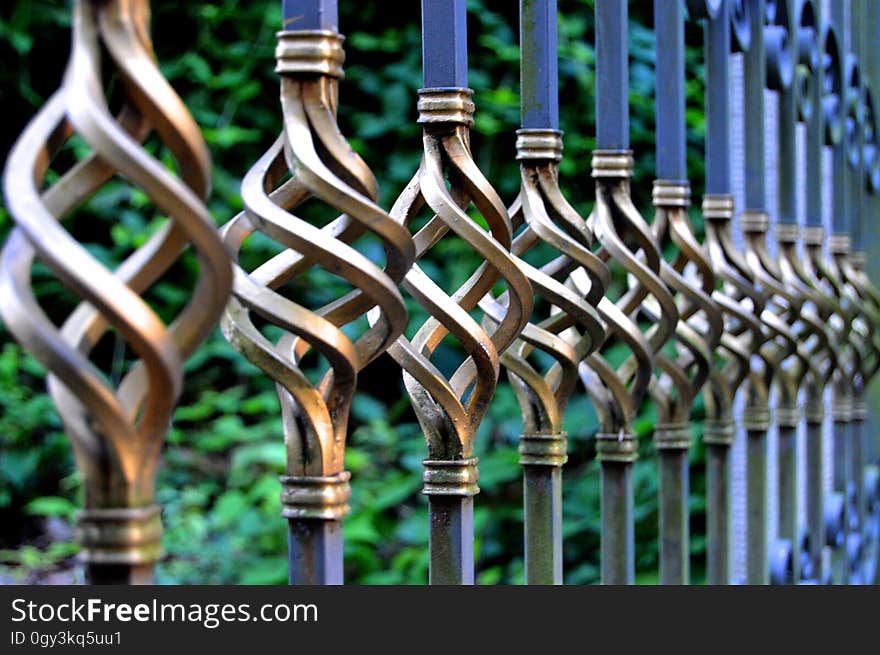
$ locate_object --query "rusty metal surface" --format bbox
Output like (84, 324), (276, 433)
(0, 0), (232, 583)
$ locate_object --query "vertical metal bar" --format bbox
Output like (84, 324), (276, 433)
(703, 0), (735, 585)
(659, 449), (689, 584)
(422, 0), (467, 88)
(847, 0), (868, 585)
(653, 0), (692, 585)
(278, 0), (346, 587)
(282, 0), (337, 29)
(777, 426), (799, 582)
(743, 0), (770, 586)
(706, 441), (733, 584)
(806, 419), (826, 580)
(601, 462), (635, 585)
(655, 0), (686, 180)
(705, 0), (732, 194)
(522, 465), (563, 584)
(420, 0), (475, 586)
(803, 6), (826, 581)
(288, 520), (344, 585)
(746, 424), (770, 584)
(595, 0), (629, 150)
(829, 0), (853, 586)
(429, 497), (475, 585)
(744, 0), (767, 211)
(516, 0), (565, 586)
(595, 0), (634, 585)
(831, 419), (852, 582)
(520, 0), (558, 130)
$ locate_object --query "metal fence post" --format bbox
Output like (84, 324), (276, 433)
(793, 2), (840, 585)
(220, 0), (416, 585)
(699, 0), (762, 585)
(770, 0), (835, 584)
(0, 0), (232, 584)
(586, 0), (678, 585)
(802, 25), (849, 583)
(854, 0), (880, 583)
(384, 0), (532, 585)
(649, 0), (724, 586)
(836, 0), (880, 583)
(500, 0), (608, 585)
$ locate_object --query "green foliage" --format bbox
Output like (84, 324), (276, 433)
(0, 0), (711, 584)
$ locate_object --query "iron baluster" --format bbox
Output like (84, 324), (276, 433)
(835, 0), (880, 583)
(648, 0), (723, 585)
(768, 0), (835, 584)
(490, 0), (608, 585)
(735, 0), (814, 584)
(0, 0), (232, 584)
(220, 0), (416, 584)
(802, 21), (849, 584)
(384, 0), (532, 585)
(810, 3), (862, 583)
(698, 0), (764, 585)
(584, 0), (678, 585)
(787, 0), (841, 584)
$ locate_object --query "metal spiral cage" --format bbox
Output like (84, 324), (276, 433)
(219, 26), (415, 583)
(0, 0), (232, 583)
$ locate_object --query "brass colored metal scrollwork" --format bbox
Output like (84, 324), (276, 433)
(575, 150), (677, 584)
(220, 28), (415, 584)
(484, 130), (605, 451)
(648, 182), (721, 451)
(481, 129), (607, 584)
(647, 180), (722, 584)
(702, 198), (765, 436)
(384, 88), (532, 584)
(0, 0), (232, 584)
(576, 152), (670, 443)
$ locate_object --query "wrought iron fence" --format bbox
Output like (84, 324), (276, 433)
(2, 0), (880, 585)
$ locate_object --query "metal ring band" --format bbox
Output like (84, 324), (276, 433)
(804, 400), (825, 424)
(417, 88), (476, 126)
(775, 223), (800, 244)
(828, 234), (851, 254)
(739, 210), (770, 233)
(775, 404), (801, 428)
(595, 433), (639, 463)
(280, 471), (352, 520)
(851, 399), (867, 421)
(801, 225), (825, 245)
(422, 458), (480, 497)
(703, 419), (736, 446)
(832, 395), (853, 422)
(653, 422), (692, 450)
(275, 30), (346, 78)
(591, 149), (634, 178)
(652, 180), (691, 208)
(743, 406), (772, 431)
(850, 250), (867, 268)
(519, 432), (568, 467)
(76, 505), (163, 566)
(515, 129), (564, 162)
(702, 194), (735, 221)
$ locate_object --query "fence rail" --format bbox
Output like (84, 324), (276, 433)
(2, 0), (880, 585)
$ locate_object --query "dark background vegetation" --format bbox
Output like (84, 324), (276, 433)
(0, 0), (710, 584)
